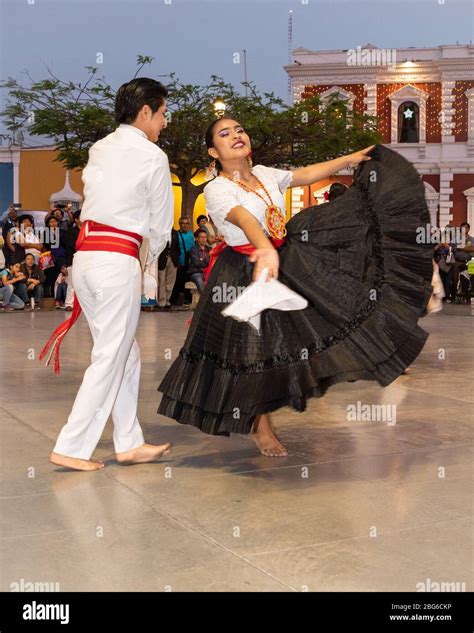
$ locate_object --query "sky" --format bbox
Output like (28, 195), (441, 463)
(0, 0), (472, 142)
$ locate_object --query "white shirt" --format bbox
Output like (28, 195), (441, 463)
(22, 227), (42, 263)
(80, 124), (174, 265)
(203, 165), (293, 246)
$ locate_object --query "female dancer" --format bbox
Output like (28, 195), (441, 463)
(157, 118), (433, 456)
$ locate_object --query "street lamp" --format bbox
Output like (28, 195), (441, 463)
(213, 100), (227, 118)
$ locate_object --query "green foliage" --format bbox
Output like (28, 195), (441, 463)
(0, 58), (381, 215)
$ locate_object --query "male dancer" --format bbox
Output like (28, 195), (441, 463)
(42, 78), (174, 471)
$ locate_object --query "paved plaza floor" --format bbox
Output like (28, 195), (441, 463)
(1, 304), (472, 592)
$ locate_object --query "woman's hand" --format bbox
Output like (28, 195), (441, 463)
(346, 145), (375, 169)
(248, 247), (279, 282)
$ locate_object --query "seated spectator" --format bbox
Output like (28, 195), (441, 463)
(19, 253), (45, 309)
(447, 222), (474, 301)
(0, 263), (26, 310)
(188, 229), (211, 294)
(54, 265), (69, 309)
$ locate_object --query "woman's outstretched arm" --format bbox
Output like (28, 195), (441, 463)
(290, 145), (375, 187)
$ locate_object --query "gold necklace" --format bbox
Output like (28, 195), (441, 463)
(220, 171), (287, 240)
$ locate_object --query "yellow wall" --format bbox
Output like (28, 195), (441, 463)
(18, 148), (290, 229)
(19, 149), (84, 211)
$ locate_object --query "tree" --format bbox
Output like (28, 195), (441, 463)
(1, 57), (381, 218)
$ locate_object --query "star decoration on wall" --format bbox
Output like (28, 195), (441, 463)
(404, 108), (414, 119)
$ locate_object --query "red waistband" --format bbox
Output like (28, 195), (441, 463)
(76, 221), (143, 259)
(203, 237), (285, 282)
(39, 220), (144, 374)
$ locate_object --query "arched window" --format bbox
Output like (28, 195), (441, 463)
(398, 101), (419, 143)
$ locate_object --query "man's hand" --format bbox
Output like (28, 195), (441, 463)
(248, 247), (279, 282)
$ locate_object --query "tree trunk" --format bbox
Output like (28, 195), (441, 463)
(180, 178), (206, 220)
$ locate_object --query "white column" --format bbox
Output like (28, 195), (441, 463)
(363, 83), (377, 119)
(439, 171), (454, 226)
(440, 81), (456, 143)
(463, 187), (474, 227)
(10, 145), (20, 204)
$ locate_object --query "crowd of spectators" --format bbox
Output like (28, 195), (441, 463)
(0, 203), (80, 312)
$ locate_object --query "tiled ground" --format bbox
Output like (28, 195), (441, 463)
(0, 303), (472, 592)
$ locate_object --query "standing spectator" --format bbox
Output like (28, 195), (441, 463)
(194, 214), (209, 237)
(188, 229), (211, 293)
(157, 228), (179, 309)
(19, 215), (43, 263)
(19, 253), (45, 309)
(195, 214), (220, 246)
(44, 204), (74, 230)
(54, 265), (69, 309)
(2, 205), (20, 266)
(171, 216), (195, 305)
(0, 263), (26, 310)
(42, 217), (67, 298)
(64, 210), (81, 311)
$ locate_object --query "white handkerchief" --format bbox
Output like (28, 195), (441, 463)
(221, 268), (308, 333)
(143, 271), (157, 300)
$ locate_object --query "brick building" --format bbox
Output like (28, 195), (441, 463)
(285, 44), (474, 228)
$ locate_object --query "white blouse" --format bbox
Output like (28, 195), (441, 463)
(203, 164), (294, 246)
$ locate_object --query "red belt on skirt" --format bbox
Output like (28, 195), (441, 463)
(39, 220), (143, 374)
(203, 236), (286, 282)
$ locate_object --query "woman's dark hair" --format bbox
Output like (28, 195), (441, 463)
(205, 118), (235, 173)
(196, 214), (208, 224)
(19, 214), (34, 227)
(115, 78), (168, 125)
(328, 182), (348, 201)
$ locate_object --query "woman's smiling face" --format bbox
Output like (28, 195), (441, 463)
(208, 119), (252, 167)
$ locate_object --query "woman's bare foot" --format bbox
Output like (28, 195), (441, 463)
(251, 414), (288, 457)
(116, 442), (171, 465)
(50, 452), (105, 471)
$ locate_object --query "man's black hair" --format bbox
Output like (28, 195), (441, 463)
(115, 78), (168, 125)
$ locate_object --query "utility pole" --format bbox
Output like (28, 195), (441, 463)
(243, 49), (248, 97)
(288, 10), (293, 103)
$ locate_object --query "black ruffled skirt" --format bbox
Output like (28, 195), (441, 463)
(157, 145), (434, 436)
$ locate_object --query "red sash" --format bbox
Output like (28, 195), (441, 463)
(39, 220), (142, 374)
(203, 237), (286, 282)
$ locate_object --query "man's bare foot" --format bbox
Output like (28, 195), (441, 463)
(251, 414), (288, 457)
(50, 452), (105, 471)
(116, 442), (171, 465)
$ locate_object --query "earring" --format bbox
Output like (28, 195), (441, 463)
(205, 159), (217, 181)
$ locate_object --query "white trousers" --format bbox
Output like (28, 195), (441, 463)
(53, 250), (145, 459)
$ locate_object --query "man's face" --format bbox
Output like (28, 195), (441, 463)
(8, 207), (17, 221)
(197, 232), (207, 246)
(179, 219), (190, 233)
(141, 101), (168, 143)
